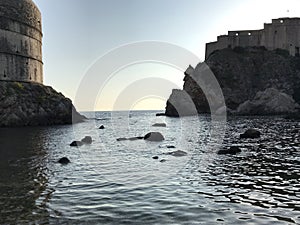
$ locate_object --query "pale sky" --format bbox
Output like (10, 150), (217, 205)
(33, 0), (300, 111)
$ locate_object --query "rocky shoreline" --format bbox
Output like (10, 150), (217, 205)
(0, 81), (85, 127)
(165, 47), (300, 117)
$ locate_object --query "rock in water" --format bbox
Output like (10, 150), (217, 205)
(166, 145), (176, 149)
(165, 150), (188, 157)
(0, 81), (85, 127)
(144, 132), (165, 142)
(99, 125), (105, 129)
(240, 129), (261, 139)
(81, 136), (92, 144)
(217, 146), (241, 155)
(117, 138), (128, 141)
(156, 113), (166, 117)
(70, 141), (83, 147)
(152, 123), (167, 127)
(58, 157), (70, 164)
(152, 156), (159, 159)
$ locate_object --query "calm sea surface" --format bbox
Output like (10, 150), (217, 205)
(0, 111), (299, 224)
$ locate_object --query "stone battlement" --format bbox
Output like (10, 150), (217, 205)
(205, 18), (300, 60)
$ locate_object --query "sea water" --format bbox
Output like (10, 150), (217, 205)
(0, 111), (299, 224)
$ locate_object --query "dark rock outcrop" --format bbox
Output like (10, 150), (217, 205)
(240, 129), (261, 139)
(0, 81), (86, 127)
(99, 125), (105, 129)
(165, 47), (300, 116)
(144, 132), (165, 142)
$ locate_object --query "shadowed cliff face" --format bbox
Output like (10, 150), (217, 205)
(0, 81), (85, 127)
(165, 47), (300, 116)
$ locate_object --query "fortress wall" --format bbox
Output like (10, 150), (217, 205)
(285, 20), (300, 56)
(228, 30), (262, 48)
(206, 18), (300, 59)
(0, 54), (43, 83)
(206, 35), (229, 59)
(0, 0), (43, 83)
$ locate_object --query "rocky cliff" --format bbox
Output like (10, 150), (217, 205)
(0, 81), (85, 127)
(165, 47), (300, 117)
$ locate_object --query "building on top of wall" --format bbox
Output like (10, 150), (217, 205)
(205, 18), (300, 60)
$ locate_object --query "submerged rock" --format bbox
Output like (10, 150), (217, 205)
(70, 141), (83, 147)
(117, 138), (127, 141)
(156, 113), (166, 117)
(165, 150), (188, 157)
(128, 137), (144, 141)
(152, 123), (167, 127)
(240, 129), (261, 139)
(167, 145), (176, 149)
(81, 136), (92, 144)
(160, 159), (167, 163)
(144, 132), (165, 142)
(217, 146), (241, 155)
(58, 157), (70, 164)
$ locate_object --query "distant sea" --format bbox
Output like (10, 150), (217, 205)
(0, 111), (299, 224)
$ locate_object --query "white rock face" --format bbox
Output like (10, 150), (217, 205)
(237, 88), (299, 115)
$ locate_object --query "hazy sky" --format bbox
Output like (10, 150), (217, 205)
(33, 0), (300, 111)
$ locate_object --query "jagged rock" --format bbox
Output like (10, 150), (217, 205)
(236, 88), (299, 115)
(152, 123), (167, 127)
(70, 141), (83, 147)
(165, 150), (188, 157)
(0, 81), (86, 127)
(165, 47), (300, 116)
(58, 157), (70, 164)
(81, 136), (92, 144)
(144, 132), (165, 142)
(240, 129), (261, 139)
(217, 146), (241, 155)
(99, 125), (105, 129)
(165, 89), (198, 117)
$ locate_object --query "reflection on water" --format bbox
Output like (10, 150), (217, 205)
(0, 113), (299, 224)
(0, 127), (50, 223)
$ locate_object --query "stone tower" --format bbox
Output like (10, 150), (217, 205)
(0, 0), (43, 83)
